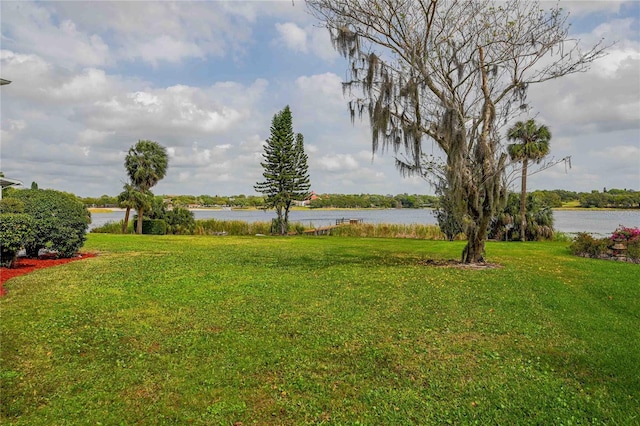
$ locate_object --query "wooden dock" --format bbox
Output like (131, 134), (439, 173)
(303, 226), (336, 235)
(303, 218), (363, 235)
(335, 218), (364, 225)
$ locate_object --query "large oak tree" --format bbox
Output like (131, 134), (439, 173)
(307, 0), (606, 262)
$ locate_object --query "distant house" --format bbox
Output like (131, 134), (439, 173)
(293, 191), (319, 207)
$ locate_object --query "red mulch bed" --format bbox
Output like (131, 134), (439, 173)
(0, 253), (97, 297)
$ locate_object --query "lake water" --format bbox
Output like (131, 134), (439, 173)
(89, 208), (640, 237)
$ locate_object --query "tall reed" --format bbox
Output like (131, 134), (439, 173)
(93, 219), (451, 240)
(194, 219), (273, 236)
(90, 220), (134, 234)
(330, 223), (449, 240)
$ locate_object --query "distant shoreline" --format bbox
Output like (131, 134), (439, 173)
(88, 207), (401, 213)
(89, 206), (639, 213)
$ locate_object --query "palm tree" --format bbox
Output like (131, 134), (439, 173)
(507, 119), (551, 241)
(124, 140), (168, 234)
(117, 182), (151, 234)
(117, 183), (136, 233)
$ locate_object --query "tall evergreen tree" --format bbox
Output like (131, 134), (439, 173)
(255, 106), (311, 235)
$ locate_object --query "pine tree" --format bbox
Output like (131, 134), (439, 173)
(255, 106), (311, 235)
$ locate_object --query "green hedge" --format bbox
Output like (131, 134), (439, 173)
(142, 219), (167, 235)
(9, 189), (91, 258)
(0, 213), (34, 267)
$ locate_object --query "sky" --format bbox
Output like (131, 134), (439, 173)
(0, 1), (639, 198)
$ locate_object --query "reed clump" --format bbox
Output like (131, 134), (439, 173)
(91, 220), (133, 234)
(194, 219), (272, 236)
(330, 223), (450, 240)
(94, 219), (453, 239)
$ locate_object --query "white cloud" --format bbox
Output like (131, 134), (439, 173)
(0, 2), (262, 68)
(1, 2), (110, 67)
(294, 73), (350, 125)
(308, 26), (340, 61)
(73, 79), (269, 146)
(591, 46), (640, 78)
(123, 36), (205, 66)
(295, 73), (342, 97)
(274, 22), (339, 61)
(591, 145), (640, 164)
(6, 119), (26, 132)
(275, 22), (308, 53)
(50, 68), (110, 100)
(316, 154), (359, 171)
(77, 129), (114, 145)
(558, 1), (626, 16)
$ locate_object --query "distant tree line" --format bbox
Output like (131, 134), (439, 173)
(80, 189), (639, 210)
(529, 189), (640, 209)
(308, 193), (439, 209)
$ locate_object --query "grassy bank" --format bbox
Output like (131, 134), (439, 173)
(87, 207), (117, 213)
(1, 235), (639, 424)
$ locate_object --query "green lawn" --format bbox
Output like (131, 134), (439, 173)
(1, 234), (638, 424)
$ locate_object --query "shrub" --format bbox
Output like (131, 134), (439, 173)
(146, 196), (168, 220)
(142, 219), (167, 235)
(627, 240), (640, 260)
(552, 232), (572, 243)
(489, 193), (554, 241)
(9, 190), (91, 258)
(570, 233), (609, 257)
(165, 207), (195, 235)
(0, 213), (34, 267)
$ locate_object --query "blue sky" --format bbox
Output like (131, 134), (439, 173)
(1, 1), (638, 198)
